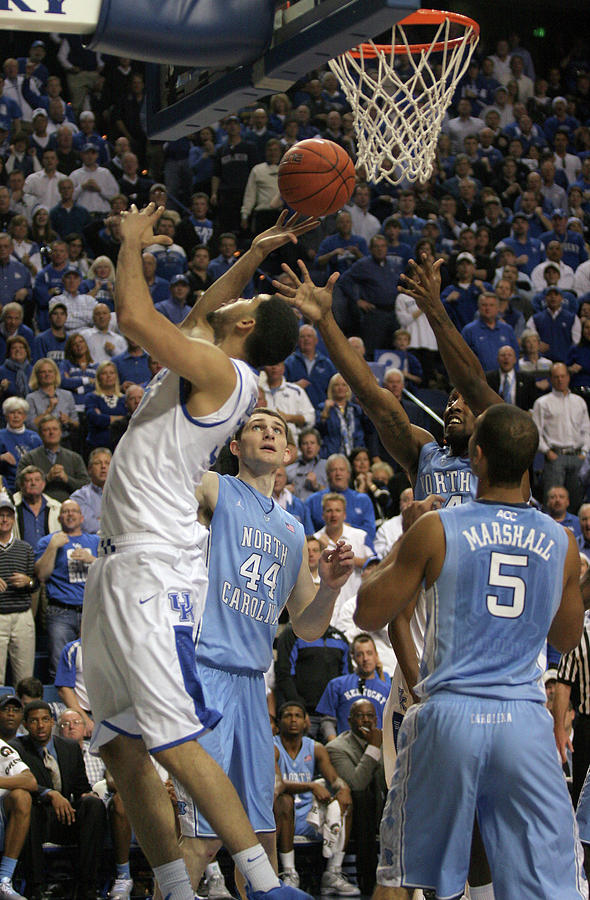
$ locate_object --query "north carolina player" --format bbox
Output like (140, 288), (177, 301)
(356, 404), (587, 900)
(274, 253), (507, 900)
(0, 738), (36, 900)
(172, 408), (353, 893)
(82, 204), (320, 900)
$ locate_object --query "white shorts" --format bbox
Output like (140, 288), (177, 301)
(82, 535), (221, 754)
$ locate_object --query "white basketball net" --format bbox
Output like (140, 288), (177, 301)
(329, 17), (479, 185)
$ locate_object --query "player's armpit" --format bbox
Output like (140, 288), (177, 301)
(355, 512), (444, 631)
(195, 471), (220, 524)
(548, 531), (583, 653)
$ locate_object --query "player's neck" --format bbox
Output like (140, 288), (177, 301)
(218, 334), (247, 361)
(477, 484), (526, 504)
(238, 466), (275, 498)
(280, 733), (303, 756)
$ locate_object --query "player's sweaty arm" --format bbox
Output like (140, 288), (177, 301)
(273, 260), (431, 480)
(287, 539), (354, 641)
(355, 511), (445, 631)
(388, 593), (420, 700)
(180, 211), (319, 336)
(401, 256), (502, 416)
(548, 530), (584, 653)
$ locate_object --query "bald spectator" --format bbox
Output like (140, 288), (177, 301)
(304, 453), (376, 542)
(544, 485), (581, 539)
(117, 152), (152, 208)
(54, 125), (80, 176)
(69, 447), (110, 534)
(485, 345), (538, 409)
(79, 303), (126, 364)
(17, 415), (88, 503)
(34, 499), (99, 677)
(284, 324), (337, 409)
(532, 362), (590, 512)
(56, 707), (104, 785)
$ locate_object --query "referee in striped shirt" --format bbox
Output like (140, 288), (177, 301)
(554, 609), (590, 805)
(0, 494), (36, 687)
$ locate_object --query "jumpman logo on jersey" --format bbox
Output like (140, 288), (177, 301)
(236, 499), (244, 509)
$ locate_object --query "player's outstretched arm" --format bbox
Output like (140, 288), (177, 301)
(287, 539), (354, 641)
(180, 211), (319, 335)
(401, 256), (502, 415)
(548, 530), (584, 653)
(115, 205), (241, 391)
(355, 501), (444, 631)
(274, 260), (432, 479)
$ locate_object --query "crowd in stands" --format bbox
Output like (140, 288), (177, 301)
(0, 24), (587, 899)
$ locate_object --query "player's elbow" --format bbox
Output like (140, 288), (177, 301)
(550, 613), (584, 654)
(354, 587), (386, 632)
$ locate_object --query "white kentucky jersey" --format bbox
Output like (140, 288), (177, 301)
(100, 360), (258, 549)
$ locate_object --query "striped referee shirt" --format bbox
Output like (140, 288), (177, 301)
(0, 537), (35, 614)
(557, 613), (590, 715)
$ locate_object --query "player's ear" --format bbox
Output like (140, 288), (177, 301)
(235, 316), (256, 335)
(229, 438), (240, 458)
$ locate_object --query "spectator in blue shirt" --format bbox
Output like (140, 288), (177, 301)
(143, 213), (187, 282)
(111, 341), (150, 389)
(175, 193), (214, 258)
(284, 324), (337, 410)
(316, 211), (368, 278)
(69, 447), (110, 534)
(0, 232), (31, 311)
(49, 179), (91, 240)
(304, 454), (376, 543)
(0, 334), (33, 399)
(33, 240), (70, 331)
(540, 209), (589, 271)
(72, 111), (110, 167)
(84, 361), (126, 450)
(0, 398), (42, 493)
(532, 263), (578, 314)
(441, 252), (491, 331)
(394, 191), (426, 249)
(141, 252), (170, 305)
(207, 232), (255, 298)
(529, 288), (580, 362)
(543, 97), (580, 149)
(461, 292), (520, 372)
(497, 212), (545, 276)
(155, 274), (192, 326)
(566, 318), (590, 390)
(316, 374), (365, 459)
(34, 498), (99, 678)
(33, 298), (68, 364)
(0, 74), (22, 134)
(544, 485), (582, 540)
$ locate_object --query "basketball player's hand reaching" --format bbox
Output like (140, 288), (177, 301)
(319, 539), (354, 590)
(251, 210), (320, 258)
(400, 253), (445, 314)
(272, 259), (339, 322)
(117, 203), (174, 249)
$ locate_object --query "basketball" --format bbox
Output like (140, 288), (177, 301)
(278, 139), (356, 217)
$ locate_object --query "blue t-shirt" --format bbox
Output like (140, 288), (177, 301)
(35, 532), (99, 606)
(419, 499), (568, 702)
(316, 672), (391, 733)
(196, 475), (304, 672)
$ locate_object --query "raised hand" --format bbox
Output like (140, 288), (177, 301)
(319, 539), (354, 590)
(118, 203), (173, 249)
(251, 210), (319, 257)
(399, 254), (444, 314)
(272, 259), (339, 323)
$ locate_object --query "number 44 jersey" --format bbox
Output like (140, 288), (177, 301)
(196, 475), (305, 672)
(417, 499), (569, 703)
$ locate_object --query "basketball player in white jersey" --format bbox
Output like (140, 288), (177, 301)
(82, 204), (320, 900)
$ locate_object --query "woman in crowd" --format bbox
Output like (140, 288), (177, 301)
(82, 256), (116, 310)
(65, 232), (90, 277)
(84, 360), (126, 450)
(350, 446), (392, 525)
(0, 397), (42, 494)
(316, 373), (364, 458)
(0, 335), (33, 399)
(60, 334), (98, 415)
(30, 206), (58, 266)
(25, 357), (79, 437)
(519, 328), (552, 392)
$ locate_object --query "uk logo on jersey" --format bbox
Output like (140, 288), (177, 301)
(168, 591), (194, 623)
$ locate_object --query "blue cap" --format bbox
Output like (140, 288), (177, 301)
(81, 142), (98, 153)
(62, 265), (81, 276)
(552, 208), (567, 217)
(171, 274), (190, 285)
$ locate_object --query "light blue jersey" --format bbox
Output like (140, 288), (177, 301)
(197, 475), (305, 672)
(274, 734), (316, 832)
(414, 441), (475, 507)
(418, 499), (568, 702)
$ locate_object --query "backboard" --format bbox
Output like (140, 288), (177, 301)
(144, 0), (420, 140)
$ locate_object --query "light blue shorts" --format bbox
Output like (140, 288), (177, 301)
(176, 662), (275, 837)
(577, 766), (590, 844)
(378, 694), (587, 900)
